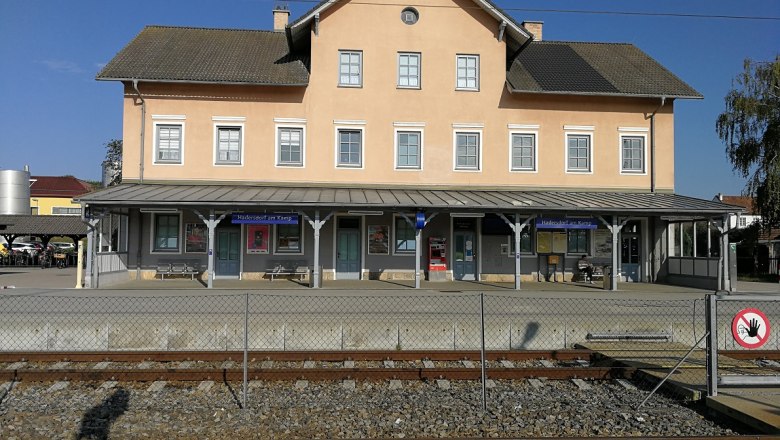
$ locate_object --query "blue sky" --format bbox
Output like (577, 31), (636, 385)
(0, 0), (777, 199)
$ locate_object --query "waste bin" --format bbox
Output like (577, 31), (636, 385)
(603, 266), (612, 290)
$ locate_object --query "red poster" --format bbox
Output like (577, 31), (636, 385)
(247, 224), (269, 254)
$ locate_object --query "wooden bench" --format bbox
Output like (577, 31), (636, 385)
(266, 260), (309, 281)
(574, 265), (604, 283)
(156, 260), (201, 280)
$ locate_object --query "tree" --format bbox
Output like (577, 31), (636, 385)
(102, 139), (122, 187)
(716, 56), (780, 228)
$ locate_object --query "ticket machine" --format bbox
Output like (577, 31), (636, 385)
(428, 237), (447, 281)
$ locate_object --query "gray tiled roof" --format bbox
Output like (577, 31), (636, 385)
(97, 26), (310, 85)
(80, 184), (740, 216)
(0, 215), (89, 236)
(507, 41), (702, 98)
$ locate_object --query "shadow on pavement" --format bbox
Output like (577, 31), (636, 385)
(76, 388), (130, 440)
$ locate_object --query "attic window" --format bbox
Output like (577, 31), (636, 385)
(401, 7), (419, 25)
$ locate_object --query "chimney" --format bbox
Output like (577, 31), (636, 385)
(273, 4), (290, 32)
(522, 21), (543, 41)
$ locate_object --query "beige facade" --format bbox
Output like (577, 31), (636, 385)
(120, 0), (674, 192)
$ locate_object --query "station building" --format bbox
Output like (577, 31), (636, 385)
(80, 0), (741, 290)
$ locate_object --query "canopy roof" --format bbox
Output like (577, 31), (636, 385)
(79, 184), (741, 217)
(0, 215), (89, 237)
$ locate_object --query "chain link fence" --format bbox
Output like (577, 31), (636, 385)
(0, 292), (756, 353)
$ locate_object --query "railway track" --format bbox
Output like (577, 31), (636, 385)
(2, 349), (776, 383)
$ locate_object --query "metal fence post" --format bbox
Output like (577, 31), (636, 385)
(480, 293), (487, 412)
(706, 294), (718, 397)
(243, 292), (249, 411)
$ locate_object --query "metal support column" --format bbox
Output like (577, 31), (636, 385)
(497, 213), (535, 290)
(708, 216), (730, 291)
(301, 210), (334, 288)
(82, 218), (100, 289)
(597, 215), (630, 291)
(194, 209), (228, 289)
(400, 212), (438, 289)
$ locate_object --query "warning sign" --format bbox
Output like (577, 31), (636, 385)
(731, 308), (771, 349)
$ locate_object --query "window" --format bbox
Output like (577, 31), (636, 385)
(153, 213), (180, 252)
(339, 50), (362, 87)
(401, 7), (419, 25)
(621, 136), (645, 173)
(337, 129), (363, 167)
(216, 126), (242, 164)
(394, 216), (415, 254)
(398, 53), (420, 88)
(275, 220), (303, 254)
(52, 207), (81, 216)
(277, 127), (304, 166)
(396, 130), (421, 169)
(567, 230), (588, 254)
(508, 230), (533, 255)
(567, 134), (591, 172)
(511, 133), (536, 171)
(738, 216), (747, 228)
(155, 124), (182, 164)
(455, 132), (480, 170)
(456, 55), (479, 90)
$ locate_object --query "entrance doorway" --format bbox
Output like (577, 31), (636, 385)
(216, 228), (240, 278)
(336, 217), (361, 280)
(453, 218), (477, 281)
(621, 222), (641, 282)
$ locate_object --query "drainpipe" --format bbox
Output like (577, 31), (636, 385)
(645, 97), (666, 193)
(132, 80), (146, 184)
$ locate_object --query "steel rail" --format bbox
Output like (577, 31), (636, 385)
(1, 366), (631, 383)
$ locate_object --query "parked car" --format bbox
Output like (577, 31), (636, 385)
(50, 242), (75, 251)
(11, 242), (40, 256)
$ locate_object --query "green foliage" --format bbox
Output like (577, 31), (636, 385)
(716, 56), (780, 228)
(102, 139), (123, 187)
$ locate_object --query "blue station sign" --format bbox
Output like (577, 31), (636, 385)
(231, 213), (299, 225)
(535, 217), (599, 230)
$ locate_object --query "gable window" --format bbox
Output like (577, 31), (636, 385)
(275, 219), (303, 254)
(456, 54), (479, 90)
(155, 124), (182, 164)
(566, 134), (591, 172)
(277, 127), (304, 166)
(394, 216), (415, 254)
(339, 50), (362, 87)
(153, 213), (180, 252)
(337, 128), (363, 167)
(215, 126), (242, 165)
(567, 229), (588, 254)
(398, 53), (420, 88)
(396, 130), (421, 169)
(621, 135), (645, 173)
(401, 7), (419, 25)
(511, 133), (536, 171)
(455, 132), (480, 170)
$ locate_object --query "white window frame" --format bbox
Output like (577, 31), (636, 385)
(334, 123), (365, 169)
(397, 52), (421, 89)
(152, 120), (185, 166)
(275, 122), (306, 168)
(564, 126), (595, 174)
(452, 127), (483, 172)
(149, 211), (182, 255)
(338, 50), (363, 88)
(51, 206), (82, 216)
(618, 128), (648, 175)
(273, 220), (305, 255)
(213, 120), (245, 166)
(393, 125), (424, 171)
(392, 214), (416, 256)
(508, 125), (539, 173)
(455, 54), (479, 91)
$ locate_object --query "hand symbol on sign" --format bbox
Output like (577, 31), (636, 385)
(747, 318), (761, 338)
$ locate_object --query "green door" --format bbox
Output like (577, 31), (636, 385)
(216, 229), (240, 277)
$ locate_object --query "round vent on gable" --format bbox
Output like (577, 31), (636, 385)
(401, 7), (419, 25)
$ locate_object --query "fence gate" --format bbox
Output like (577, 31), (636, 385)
(706, 293), (780, 396)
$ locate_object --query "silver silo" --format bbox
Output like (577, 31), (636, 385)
(0, 167), (32, 215)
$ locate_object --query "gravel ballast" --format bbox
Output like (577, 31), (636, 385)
(0, 379), (737, 439)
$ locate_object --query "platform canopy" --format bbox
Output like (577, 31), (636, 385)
(0, 215), (89, 243)
(78, 183), (742, 217)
